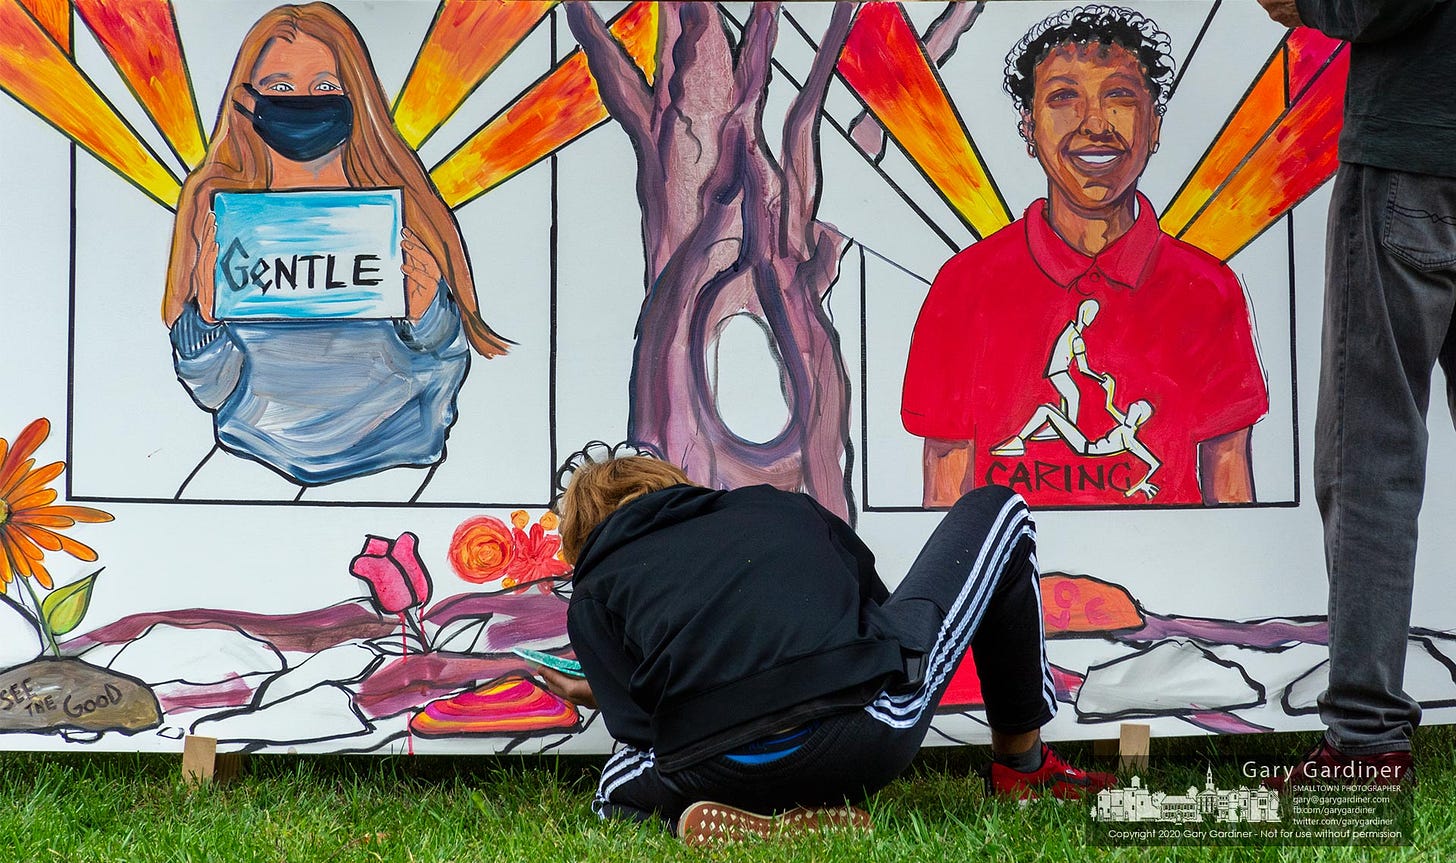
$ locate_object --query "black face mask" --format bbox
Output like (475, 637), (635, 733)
(233, 82), (353, 163)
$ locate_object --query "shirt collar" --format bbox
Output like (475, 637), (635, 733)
(1024, 192), (1161, 293)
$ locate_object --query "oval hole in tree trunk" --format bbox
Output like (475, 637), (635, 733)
(708, 312), (791, 446)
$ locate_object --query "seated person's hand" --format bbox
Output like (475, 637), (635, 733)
(532, 665), (597, 710)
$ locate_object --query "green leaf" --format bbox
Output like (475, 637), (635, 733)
(41, 567), (103, 637)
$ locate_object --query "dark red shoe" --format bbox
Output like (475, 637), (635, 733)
(1261, 740), (1413, 793)
(987, 744), (1117, 801)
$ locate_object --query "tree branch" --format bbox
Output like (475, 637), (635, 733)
(565, 1), (655, 145)
(732, 3), (778, 109)
(849, 2), (985, 161)
(779, 2), (857, 255)
(730, 2), (784, 227)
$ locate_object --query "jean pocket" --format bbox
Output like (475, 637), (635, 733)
(1381, 172), (1456, 272)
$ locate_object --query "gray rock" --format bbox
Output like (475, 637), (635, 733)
(1075, 639), (1265, 720)
(0, 658), (161, 735)
(108, 624), (284, 685)
(254, 644), (382, 707)
(1283, 638), (1456, 714)
(190, 683), (371, 745)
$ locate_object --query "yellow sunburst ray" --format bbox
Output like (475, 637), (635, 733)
(431, 2), (659, 210)
(73, 0), (206, 168)
(1161, 28), (1347, 261)
(838, 2), (1010, 240)
(394, 0), (556, 150)
(0, 0), (181, 208)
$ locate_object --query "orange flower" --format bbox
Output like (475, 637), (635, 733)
(0, 419), (113, 594)
(448, 515), (514, 584)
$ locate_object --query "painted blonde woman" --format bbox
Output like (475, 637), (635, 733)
(164, 3), (508, 494)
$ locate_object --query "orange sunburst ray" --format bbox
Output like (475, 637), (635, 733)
(431, 2), (658, 209)
(838, 2), (1009, 240)
(394, 0), (556, 150)
(1161, 28), (1347, 260)
(73, 0), (206, 168)
(0, 0), (181, 207)
(17, 0), (67, 48)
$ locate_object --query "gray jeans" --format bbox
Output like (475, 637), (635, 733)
(1316, 163), (1456, 754)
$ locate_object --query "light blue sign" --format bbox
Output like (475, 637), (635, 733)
(212, 189), (406, 321)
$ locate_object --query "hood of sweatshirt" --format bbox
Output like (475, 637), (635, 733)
(573, 484), (723, 578)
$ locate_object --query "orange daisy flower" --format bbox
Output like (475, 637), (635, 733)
(0, 418), (113, 594)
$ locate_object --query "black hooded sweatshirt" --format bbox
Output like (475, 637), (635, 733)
(567, 484), (908, 772)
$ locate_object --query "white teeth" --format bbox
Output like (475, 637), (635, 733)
(1076, 154), (1118, 164)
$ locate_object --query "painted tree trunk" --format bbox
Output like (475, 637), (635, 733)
(568, 2), (857, 519)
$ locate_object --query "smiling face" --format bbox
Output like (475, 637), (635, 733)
(251, 32), (344, 96)
(1024, 42), (1160, 215)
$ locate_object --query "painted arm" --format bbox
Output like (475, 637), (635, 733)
(1293, 0), (1443, 42)
(170, 304), (243, 411)
(1124, 435), (1162, 501)
(395, 280), (465, 355)
(1198, 426), (1255, 504)
(1071, 339), (1100, 380)
(922, 438), (976, 508)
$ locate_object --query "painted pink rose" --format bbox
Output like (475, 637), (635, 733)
(350, 531), (432, 615)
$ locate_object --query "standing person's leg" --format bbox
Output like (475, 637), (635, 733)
(1316, 164), (1456, 757)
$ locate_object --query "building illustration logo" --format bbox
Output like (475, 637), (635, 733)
(1094, 768), (1281, 824)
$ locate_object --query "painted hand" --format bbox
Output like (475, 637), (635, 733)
(197, 211), (219, 323)
(532, 665), (597, 710)
(401, 226), (443, 321)
(1255, 0), (1304, 28)
(1126, 480), (1159, 501)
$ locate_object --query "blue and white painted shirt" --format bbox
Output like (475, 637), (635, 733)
(170, 285), (470, 485)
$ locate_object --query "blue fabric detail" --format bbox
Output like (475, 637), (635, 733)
(721, 722), (818, 765)
(171, 288), (469, 484)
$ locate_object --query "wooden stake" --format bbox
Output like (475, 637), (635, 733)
(1118, 723), (1151, 774)
(214, 751), (247, 784)
(181, 734), (217, 784)
(182, 735), (248, 786)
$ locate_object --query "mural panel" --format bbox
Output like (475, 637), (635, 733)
(1, 0), (1453, 755)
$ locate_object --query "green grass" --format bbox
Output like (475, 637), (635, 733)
(1, 728), (1452, 862)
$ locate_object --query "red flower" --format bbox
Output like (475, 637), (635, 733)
(350, 532), (431, 615)
(449, 516), (514, 584)
(502, 523), (571, 591)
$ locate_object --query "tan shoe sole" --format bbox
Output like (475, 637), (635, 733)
(676, 801), (871, 846)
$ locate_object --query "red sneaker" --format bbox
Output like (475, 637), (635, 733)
(987, 744), (1117, 801)
(1262, 740), (1413, 793)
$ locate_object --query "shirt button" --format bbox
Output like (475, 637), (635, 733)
(1088, 271), (1102, 281)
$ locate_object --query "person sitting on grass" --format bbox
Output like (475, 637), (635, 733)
(530, 444), (1115, 844)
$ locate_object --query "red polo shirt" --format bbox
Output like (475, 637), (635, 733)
(902, 195), (1268, 506)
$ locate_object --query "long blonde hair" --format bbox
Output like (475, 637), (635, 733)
(163, 2), (509, 357)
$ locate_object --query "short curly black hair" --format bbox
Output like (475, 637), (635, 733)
(1004, 5), (1176, 116)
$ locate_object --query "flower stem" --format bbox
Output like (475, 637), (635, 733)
(19, 576), (60, 658)
(405, 608), (430, 653)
